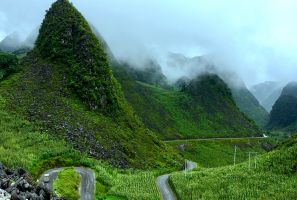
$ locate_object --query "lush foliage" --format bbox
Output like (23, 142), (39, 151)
(0, 85), (166, 199)
(0, 0), (183, 170)
(0, 52), (18, 80)
(54, 167), (80, 200)
(231, 86), (269, 127)
(268, 82), (297, 132)
(107, 171), (160, 200)
(0, 87), (92, 177)
(114, 67), (262, 139)
(170, 136), (297, 199)
(3, 55), (181, 169)
(35, 0), (132, 118)
(168, 138), (272, 168)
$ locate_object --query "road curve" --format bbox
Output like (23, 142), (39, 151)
(157, 160), (197, 200)
(75, 168), (95, 200)
(40, 167), (95, 200)
(156, 174), (176, 200)
(164, 136), (266, 143)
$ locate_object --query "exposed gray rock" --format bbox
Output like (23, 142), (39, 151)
(0, 189), (11, 200)
(0, 162), (52, 200)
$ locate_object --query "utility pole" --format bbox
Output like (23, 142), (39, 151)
(247, 152), (258, 169)
(233, 145), (237, 166)
(184, 159), (187, 178)
(254, 152), (257, 168)
(248, 152), (251, 170)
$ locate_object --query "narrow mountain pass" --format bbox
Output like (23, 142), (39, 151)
(157, 160), (197, 200)
(40, 167), (95, 200)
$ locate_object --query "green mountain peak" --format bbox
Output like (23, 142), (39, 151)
(35, 0), (125, 115)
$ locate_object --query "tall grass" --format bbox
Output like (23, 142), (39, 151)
(54, 167), (80, 200)
(170, 136), (297, 199)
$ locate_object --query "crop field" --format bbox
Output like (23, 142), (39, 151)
(170, 136), (297, 199)
(107, 171), (160, 200)
(168, 138), (273, 168)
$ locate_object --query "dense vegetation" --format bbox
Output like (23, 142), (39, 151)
(0, 84), (167, 200)
(0, 52), (18, 80)
(168, 138), (272, 168)
(0, 0), (182, 169)
(35, 0), (133, 118)
(114, 67), (262, 139)
(231, 86), (269, 127)
(54, 167), (80, 200)
(170, 135), (297, 199)
(3, 1), (296, 199)
(267, 82), (297, 133)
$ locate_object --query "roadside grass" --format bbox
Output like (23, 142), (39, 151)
(0, 92), (164, 200)
(170, 136), (297, 199)
(168, 138), (273, 168)
(54, 167), (80, 200)
(0, 74), (166, 200)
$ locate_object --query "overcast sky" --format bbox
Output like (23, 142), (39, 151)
(0, 0), (297, 86)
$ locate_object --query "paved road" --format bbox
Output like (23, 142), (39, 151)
(75, 168), (95, 200)
(164, 136), (266, 143)
(40, 167), (95, 200)
(156, 160), (197, 200)
(157, 174), (176, 200)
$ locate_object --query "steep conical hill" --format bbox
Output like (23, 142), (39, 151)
(0, 0), (182, 169)
(35, 0), (127, 116)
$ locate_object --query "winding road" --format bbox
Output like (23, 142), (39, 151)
(40, 167), (95, 200)
(156, 160), (197, 200)
(164, 136), (266, 143)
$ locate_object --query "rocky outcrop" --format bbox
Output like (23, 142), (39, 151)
(0, 162), (55, 200)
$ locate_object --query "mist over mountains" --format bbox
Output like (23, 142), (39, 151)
(1, 0), (297, 87)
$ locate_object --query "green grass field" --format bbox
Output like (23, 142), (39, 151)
(54, 167), (80, 200)
(170, 136), (297, 199)
(168, 138), (273, 168)
(108, 171), (160, 200)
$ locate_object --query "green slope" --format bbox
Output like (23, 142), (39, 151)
(170, 135), (297, 199)
(231, 86), (269, 127)
(0, 0), (181, 169)
(168, 138), (272, 168)
(267, 82), (297, 133)
(113, 64), (262, 139)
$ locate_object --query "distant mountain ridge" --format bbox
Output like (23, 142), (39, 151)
(166, 53), (268, 127)
(250, 81), (284, 112)
(267, 82), (297, 132)
(231, 85), (269, 127)
(0, 32), (23, 52)
(113, 61), (262, 139)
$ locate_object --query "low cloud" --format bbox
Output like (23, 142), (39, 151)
(1, 0), (297, 87)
